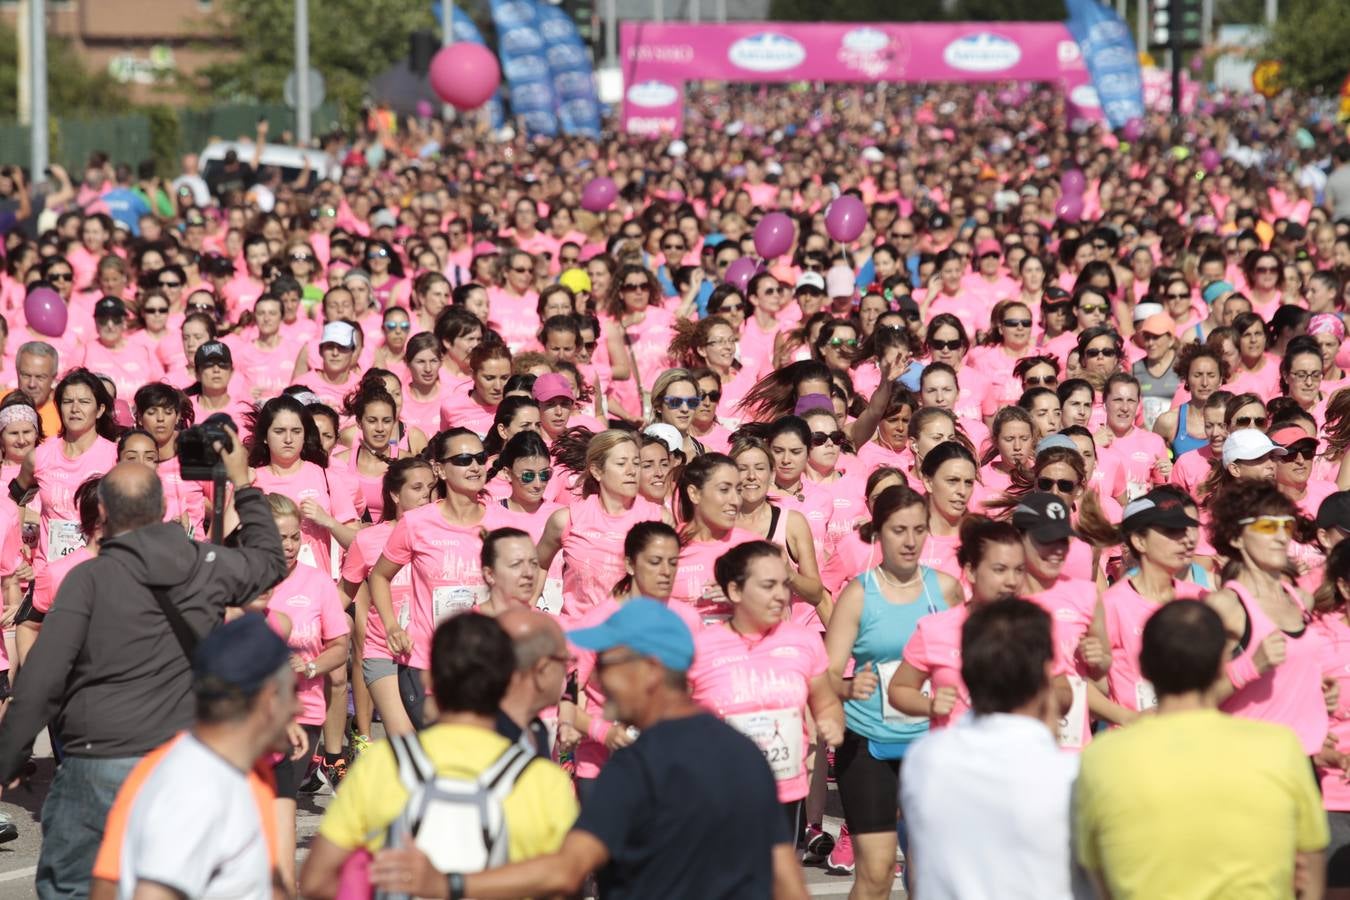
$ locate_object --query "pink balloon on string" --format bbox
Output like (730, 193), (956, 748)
(724, 257), (761, 293)
(1200, 148), (1221, 172)
(580, 177), (617, 212)
(1061, 169), (1086, 196)
(753, 212), (795, 259)
(1055, 194), (1084, 223)
(1122, 119), (1145, 142)
(825, 196), (867, 243)
(429, 43), (501, 111)
(24, 287), (67, 337)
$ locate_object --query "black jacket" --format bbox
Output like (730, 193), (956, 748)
(0, 486), (286, 779)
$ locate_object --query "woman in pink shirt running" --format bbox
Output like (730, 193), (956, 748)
(439, 341), (509, 437)
(17, 369), (121, 567)
(669, 453), (762, 620)
(187, 340), (255, 428)
(1310, 542), (1350, 888)
(538, 429), (671, 622)
(485, 431), (564, 614)
(918, 441), (978, 580)
(331, 381), (403, 523)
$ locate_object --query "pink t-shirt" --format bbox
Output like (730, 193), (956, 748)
(341, 521), (412, 663)
(1170, 446), (1216, 496)
(33, 436), (118, 566)
(292, 370), (360, 414)
(918, 530), (962, 580)
(487, 499), (565, 615)
(902, 602), (973, 729)
(267, 562), (349, 725)
(227, 335), (306, 398)
(77, 340), (165, 399)
(688, 619), (829, 802)
(559, 494), (666, 623)
(438, 386), (497, 437)
(252, 461), (358, 578)
(486, 288), (541, 353)
(1026, 575), (1100, 751)
(158, 456), (208, 537)
(1313, 612), (1350, 811)
(820, 528), (881, 596)
(32, 543), (89, 615)
(1098, 427), (1168, 502)
(1103, 576), (1205, 713)
(670, 528), (763, 620)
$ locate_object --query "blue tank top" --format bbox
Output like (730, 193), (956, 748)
(1170, 402), (1208, 457)
(843, 567), (942, 744)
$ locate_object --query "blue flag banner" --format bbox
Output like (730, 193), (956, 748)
(490, 0), (559, 136)
(1064, 0), (1146, 129)
(535, 2), (602, 138)
(431, 5), (504, 128)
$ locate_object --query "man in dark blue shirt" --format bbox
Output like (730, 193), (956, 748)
(371, 599), (807, 900)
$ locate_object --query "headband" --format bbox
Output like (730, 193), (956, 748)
(1308, 314), (1345, 341)
(0, 405), (38, 430)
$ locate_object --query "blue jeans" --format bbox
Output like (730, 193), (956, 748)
(36, 754), (140, 900)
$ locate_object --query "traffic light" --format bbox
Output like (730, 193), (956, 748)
(1149, 0), (1202, 51)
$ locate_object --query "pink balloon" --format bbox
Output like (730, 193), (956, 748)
(1055, 194), (1084, 223)
(415, 100), (434, 119)
(1061, 169), (1086, 197)
(825, 196), (867, 243)
(1121, 118), (1144, 142)
(753, 212), (795, 260)
(580, 177), (617, 213)
(1200, 148), (1221, 173)
(723, 257), (760, 293)
(24, 286), (66, 337)
(429, 43), (501, 111)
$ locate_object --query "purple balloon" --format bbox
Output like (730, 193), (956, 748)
(1055, 194), (1084, 224)
(1061, 169), (1086, 197)
(723, 257), (760, 293)
(753, 212), (795, 260)
(825, 195), (867, 243)
(1200, 148), (1222, 173)
(1121, 118), (1144, 142)
(580, 177), (617, 213)
(24, 286), (66, 337)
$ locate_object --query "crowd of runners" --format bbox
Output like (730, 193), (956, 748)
(0, 80), (1349, 898)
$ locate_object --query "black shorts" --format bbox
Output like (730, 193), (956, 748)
(1329, 811), (1350, 887)
(834, 728), (899, 835)
(398, 665), (428, 731)
(0, 670), (9, 702)
(272, 724), (321, 799)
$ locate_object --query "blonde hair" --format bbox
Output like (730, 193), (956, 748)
(266, 492), (300, 521)
(582, 429), (640, 497)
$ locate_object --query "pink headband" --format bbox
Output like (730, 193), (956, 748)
(0, 405), (38, 430)
(1308, 314), (1345, 341)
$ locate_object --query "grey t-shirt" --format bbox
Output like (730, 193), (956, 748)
(1326, 164), (1350, 221)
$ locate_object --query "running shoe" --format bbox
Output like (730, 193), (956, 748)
(298, 755), (325, 794)
(0, 812), (16, 845)
(348, 732), (372, 758)
(323, 756), (349, 789)
(825, 824), (854, 875)
(800, 824), (835, 865)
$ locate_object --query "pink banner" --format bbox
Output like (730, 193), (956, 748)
(620, 22), (1101, 135)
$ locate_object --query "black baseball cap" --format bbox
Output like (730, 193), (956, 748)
(1011, 492), (1077, 542)
(1042, 286), (1073, 307)
(1121, 490), (1199, 533)
(928, 212), (952, 231)
(1317, 491), (1350, 532)
(195, 340), (233, 370)
(193, 613), (292, 696)
(94, 296), (126, 320)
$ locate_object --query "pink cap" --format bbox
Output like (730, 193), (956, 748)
(976, 238), (1001, 258)
(473, 241), (499, 256)
(1138, 313), (1177, 337)
(532, 372), (575, 404)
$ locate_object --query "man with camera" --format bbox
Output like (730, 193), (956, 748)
(0, 426), (288, 900)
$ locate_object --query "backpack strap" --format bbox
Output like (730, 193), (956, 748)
(388, 731), (436, 794)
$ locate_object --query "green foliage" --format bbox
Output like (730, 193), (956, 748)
(145, 105), (183, 176)
(0, 19), (134, 120)
(195, 0), (437, 122)
(1261, 0), (1350, 92)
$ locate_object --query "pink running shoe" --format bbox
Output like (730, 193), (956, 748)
(825, 824), (854, 875)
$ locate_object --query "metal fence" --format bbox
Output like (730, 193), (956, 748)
(0, 102), (340, 173)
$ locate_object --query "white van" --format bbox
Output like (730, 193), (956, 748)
(197, 141), (341, 184)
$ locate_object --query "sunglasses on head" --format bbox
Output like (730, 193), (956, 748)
(1239, 514), (1295, 536)
(1232, 415), (1267, 428)
(1083, 347), (1118, 359)
(662, 395), (702, 411)
(929, 338), (964, 352)
(811, 430), (846, 447)
(442, 451), (488, 467)
(517, 467), (553, 484)
(1037, 476), (1079, 494)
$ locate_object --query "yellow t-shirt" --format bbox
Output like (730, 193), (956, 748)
(1075, 709), (1328, 899)
(318, 724), (577, 862)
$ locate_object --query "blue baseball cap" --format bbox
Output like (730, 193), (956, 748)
(1202, 281), (1234, 304)
(1036, 434), (1079, 455)
(193, 613), (291, 695)
(568, 598), (695, 673)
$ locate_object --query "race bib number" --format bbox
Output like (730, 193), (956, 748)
(48, 520), (84, 559)
(1141, 396), (1171, 431)
(877, 660), (930, 724)
(536, 577), (564, 616)
(1057, 675), (1088, 751)
(395, 598), (411, 631)
(1135, 678), (1158, 712)
(297, 542), (320, 570)
(726, 708), (803, 781)
(433, 585), (482, 621)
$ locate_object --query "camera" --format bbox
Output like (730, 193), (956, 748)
(178, 413), (236, 481)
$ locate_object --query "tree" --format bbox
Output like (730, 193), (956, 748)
(1261, 0), (1350, 92)
(194, 0), (437, 120)
(0, 20), (134, 121)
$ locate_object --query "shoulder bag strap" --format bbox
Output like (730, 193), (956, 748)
(107, 553), (200, 660)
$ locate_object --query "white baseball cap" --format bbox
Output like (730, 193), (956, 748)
(320, 321), (357, 350)
(643, 423), (683, 456)
(1221, 429), (1287, 469)
(795, 272), (826, 293)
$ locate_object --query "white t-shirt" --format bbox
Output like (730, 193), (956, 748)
(118, 734), (271, 900)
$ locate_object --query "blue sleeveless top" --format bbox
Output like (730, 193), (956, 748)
(1170, 402), (1208, 457)
(843, 567), (943, 744)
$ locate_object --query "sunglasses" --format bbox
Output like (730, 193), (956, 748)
(290, 253), (314, 263)
(828, 337), (859, 349)
(581, 339), (598, 351)
(1092, 242), (1109, 251)
(1079, 304), (1109, 314)
(158, 279), (183, 288)
(802, 263), (825, 272)
(663, 244), (684, 252)
(1024, 375), (1057, 387)
(517, 467), (553, 484)
(929, 338), (964, 351)
(1232, 415), (1267, 428)
(367, 249), (389, 259)
(662, 396), (702, 411)
(442, 451), (488, 467)
(1083, 347), (1118, 359)
(1002, 318), (1032, 328)
(892, 232), (915, 239)
(1166, 291), (1190, 300)
(560, 256), (579, 265)
(622, 282), (649, 292)
(1283, 442), (1318, 460)
(384, 321), (412, 332)
(705, 338), (736, 348)
(811, 430), (846, 447)
(142, 306), (170, 315)
(48, 272), (73, 282)
(511, 266), (533, 274)
(1254, 265), (1280, 274)
(1037, 477), (1079, 493)
(1239, 515), (1295, 536)
(719, 302), (745, 313)
(188, 303), (216, 313)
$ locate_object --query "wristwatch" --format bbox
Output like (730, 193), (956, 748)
(305, 661), (317, 679)
(447, 872), (466, 900)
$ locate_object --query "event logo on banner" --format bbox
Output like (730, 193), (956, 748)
(489, 0), (558, 136)
(431, 4), (505, 128)
(536, 1), (603, 137)
(1063, 0), (1146, 128)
